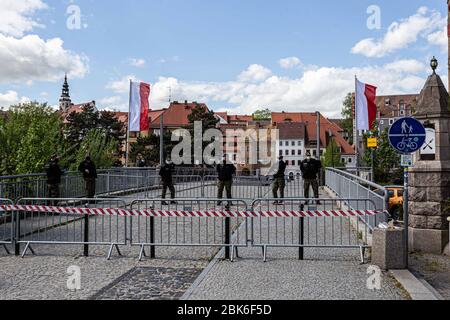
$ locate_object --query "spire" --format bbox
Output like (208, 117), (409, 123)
(59, 73), (72, 111)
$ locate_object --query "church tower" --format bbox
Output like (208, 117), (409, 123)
(59, 74), (72, 111)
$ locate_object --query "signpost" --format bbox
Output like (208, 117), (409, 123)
(388, 117), (426, 267)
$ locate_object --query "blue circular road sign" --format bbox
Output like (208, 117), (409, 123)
(388, 117), (426, 154)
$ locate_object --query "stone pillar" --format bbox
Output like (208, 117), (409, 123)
(409, 64), (450, 254)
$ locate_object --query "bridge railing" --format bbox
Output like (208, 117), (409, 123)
(325, 168), (389, 229)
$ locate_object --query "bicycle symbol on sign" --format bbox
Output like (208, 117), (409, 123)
(397, 137), (419, 152)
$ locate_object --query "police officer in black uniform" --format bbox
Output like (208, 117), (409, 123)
(45, 154), (62, 205)
(159, 158), (176, 205)
(300, 152), (322, 204)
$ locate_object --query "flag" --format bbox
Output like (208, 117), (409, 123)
(355, 78), (377, 131)
(129, 81), (150, 132)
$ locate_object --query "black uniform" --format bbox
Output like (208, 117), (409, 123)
(78, 159), (97, 198)
(159, 162), (176, 201)
(216, 162), (236, 207)
(300, 158), (322, 200)
(137, 158), (146, 168)
(272, 160), (287, 200)
(45, 159), (62, 201)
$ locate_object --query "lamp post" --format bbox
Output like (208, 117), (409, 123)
(430, 56), (438, 74)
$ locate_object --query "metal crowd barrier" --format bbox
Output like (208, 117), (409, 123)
(14, 198), (128, 259)
(129, 198), (249, 261)
(250, 198), (384, 263)
(0, 198), (14, 254)
(325, 168), (389, 229)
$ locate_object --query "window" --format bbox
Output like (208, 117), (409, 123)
(313, 150), (317, 157)
(285, 150), (289, 156)
(285, 141), (289, 146)
(298, 160), (302, 166)
(279, 141), (283, 146)
(298, 150), (302, 156)
(400, 110), (405, 116)
(348, 158), (352, 163)
(380, 120), (384, 125)
(291, 150), (295, 156)
(291, 141), (295, 146)
(298, 141), (302, 146)
(389, 119), (395, 125)
(279, 150), (282, 156)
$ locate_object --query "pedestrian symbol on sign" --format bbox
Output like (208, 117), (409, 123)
(388, 118), (426, 154)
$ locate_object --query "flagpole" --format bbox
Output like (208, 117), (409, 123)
(126, 79), (132, 168)
(354, 75), (359, 173)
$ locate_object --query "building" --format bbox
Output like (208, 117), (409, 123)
(277, 122), (306, 176)
(272, 112), (356, 167)
(376, 94), (418, 132)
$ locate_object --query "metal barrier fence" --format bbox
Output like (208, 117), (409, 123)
(325, 168), (388, 229)
(14, 198), (128, 259)
(129, 199), (249, 261)
(250, 198), (381, 263)
(0, 198), (14, 254)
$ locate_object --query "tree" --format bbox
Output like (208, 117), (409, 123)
(253, 109), (272, 121)
(130, 131), (177, 167)
(321, 139), (342, 168)
(363, 128), (402, 184)
(64, 105), (125, 166)
(72, 129), (118, 170)
(341, 93), (354, 145)
(187, 104), (219, 165)
(0, 102), (64, 175)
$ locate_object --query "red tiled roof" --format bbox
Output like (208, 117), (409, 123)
(272, 112), (354, 155)
(376, 94), (418, 118)
(278, 122), (306, 140)
(150, 102), (208, 128)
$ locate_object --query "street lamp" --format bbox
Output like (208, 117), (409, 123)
(430, 56), (438, 74)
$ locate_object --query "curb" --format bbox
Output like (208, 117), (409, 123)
(389, 269), (441, 300)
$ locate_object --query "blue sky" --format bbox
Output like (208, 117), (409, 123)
(0, 0), (448, 117)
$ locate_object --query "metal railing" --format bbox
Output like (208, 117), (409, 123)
(325, 168), (389, 230)
(250, 198), (379, 262)
(129, 199), (249, 261)
(14, 198), (128, 259)
(0, 198), (14, 254)
(0, 195), (386, 262)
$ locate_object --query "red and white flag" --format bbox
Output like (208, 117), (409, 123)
(129, 81), (150, 132)
(355, 78), (377, 131)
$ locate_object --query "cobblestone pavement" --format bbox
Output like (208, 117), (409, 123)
(187, 192), (406, 300)
(91, 267), (203, 300)
(409, 253), (450, 300)
(0, 184), (403, 300)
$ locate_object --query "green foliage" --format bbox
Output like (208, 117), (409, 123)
(253, 108), (272, 121)
(341, 93), (354, 145)
(363, 128), (402, 184)
(321, 139), (342, 168)
(130, 131), (176, 167)
(64, 105), (125, 167)
(72, 129), (118, 170)
(0, 103), (64, 175)
(187, 104), (219, 165)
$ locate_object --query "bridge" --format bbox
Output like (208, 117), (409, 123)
(0, 168), (408, 300)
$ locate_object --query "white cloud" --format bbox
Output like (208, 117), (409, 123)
(106, 58), (437, 117)
(0, 90), (30, 108)
(0, 0), (48, 37)
(105, 75), (138, 94)
(279, 57), (302, 69)
(352, 7), (445, 58)
(0, 34), (89, 83)
(129, 58), (146, 67)
(383, 59), (427, 74)
(238, 64), (272, 82)
(427, 28), (448, 52)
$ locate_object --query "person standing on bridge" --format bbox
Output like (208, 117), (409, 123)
(216, 155), (236, 210)
(272, 156), (287, 205)
(159, 158), (176, 205)
(300, 152), (322, 205)
(78, 156), (97, 199)
(45, 154), (62, 205)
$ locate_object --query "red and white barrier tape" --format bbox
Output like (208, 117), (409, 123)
(0, 205), (385, 218)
